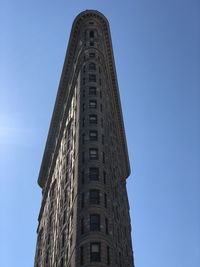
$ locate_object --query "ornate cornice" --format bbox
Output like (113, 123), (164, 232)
(38, 10), (130, 188)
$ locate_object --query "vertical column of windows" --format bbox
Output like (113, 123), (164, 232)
(81, 60), (86, 196)
(63, 96), (77, 265)
(80, 32), (109, 266)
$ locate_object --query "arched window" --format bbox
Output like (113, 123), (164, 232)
(89, 62), (96, 70)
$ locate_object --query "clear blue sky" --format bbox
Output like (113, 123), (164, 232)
(0, 0), (199, 266)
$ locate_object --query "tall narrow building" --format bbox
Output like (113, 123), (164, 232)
(34, 10), (134, 267)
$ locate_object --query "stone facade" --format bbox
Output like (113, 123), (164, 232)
(34, 10), (135, 267)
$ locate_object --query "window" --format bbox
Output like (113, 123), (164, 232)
(83, 65), (86, 73)
(67, 223), (70, 235)
(90, 242), (101, 262)
(63, 210), (66, 225)
(107, 246), (110, 265)
(66, 247), (69, 261)
(89, 62), (96, 70)
(119, 252), (122, 267)
(101, 118), (103, 127)
(61, 258), (64, 267)
(82, 103), (85, 112)
(89, 114), (97, 124)
(80, 246), (84, 265)
(90, 214), (100, 231)
(100, 104), (103, 112)
(99, 78), (101, 86)
(102, 134), (104, 144)
(64, 189), (67, 203)
(126, 244), (129, 256)
(89, 148), (98, 160)
(90, 41), (94, 46)
(81, 193), (85, 208)
(62, 232), (65, 248)
(89, 130), (98, 141)
(89, 53), (95, 58)
(47, 234), (50, 245)
(45, 251), (49, 264)
(105, 218), (108, 234)
(104, 193), (107, 208)
(89, 100), (97, 109)
(83, 77), (85, 85)
(103, 171), (106, 184)
(89, 74), (96, 82)
(81, 218), (84, 235)
(89, 86), (96, 95)
(90, 30), (94, 38)
(82, 117), (85, 127)
(103, 152), (105, 163)
(90, 189), (100, 204)
(89, 167), (99, 181)
(67, 139), (70, 150)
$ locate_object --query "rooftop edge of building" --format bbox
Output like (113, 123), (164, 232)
(73, 9), (110, 25)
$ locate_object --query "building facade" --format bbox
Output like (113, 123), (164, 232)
(34, 10), (135, 267)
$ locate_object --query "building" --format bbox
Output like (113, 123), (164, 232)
(34, 10), (135, 267)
